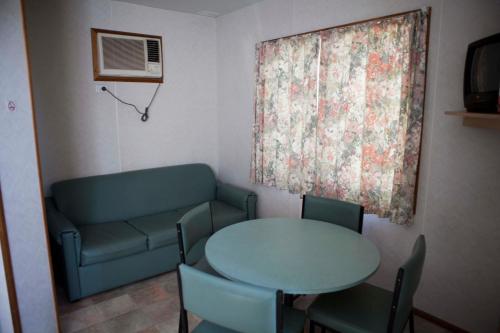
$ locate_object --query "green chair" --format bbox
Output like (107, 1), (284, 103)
(308, 235), (426, 333)
(177, 264), (306, 333)
(301, 195), (364, 233)
(176, 202), (219, 276)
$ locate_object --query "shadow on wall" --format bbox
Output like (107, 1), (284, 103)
(26, 0), (120, 195)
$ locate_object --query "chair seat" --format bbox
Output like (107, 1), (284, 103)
(186, 236), (209, 265)
(212, 200), (247, 232)
(192, 307), (306, 333)
(127, 210), (186, 250)
(78, 222), (147, 266)
(308, 283), (392, 333)
(187, 237), (222, 277)
(193, 255), (222, 277)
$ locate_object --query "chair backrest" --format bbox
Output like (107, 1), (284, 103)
(176, 202), (213, 264)
(388, 235), (426, 333)
(301, 195), (364, 233)
(177, 264), (281, 333)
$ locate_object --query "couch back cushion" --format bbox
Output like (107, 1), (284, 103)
(51, 164), (216, 224)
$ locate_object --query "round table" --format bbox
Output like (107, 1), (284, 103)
(205, 218), (380, 294)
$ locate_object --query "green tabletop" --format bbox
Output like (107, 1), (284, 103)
(205, 218), (380, 294)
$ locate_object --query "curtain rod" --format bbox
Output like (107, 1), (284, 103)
(262, 7), (430, 43)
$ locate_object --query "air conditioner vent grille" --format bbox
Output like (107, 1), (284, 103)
(92, 28), (163, 82)
(147, 40), (160, 63)
(102, 37), (145, 71)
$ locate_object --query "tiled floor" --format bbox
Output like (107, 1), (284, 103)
(57, 271), (452, 333)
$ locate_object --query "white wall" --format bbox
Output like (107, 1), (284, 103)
(25, 0), (218, 193)
(216, 0), (500, 332)
(0, 245), (14, 333)
(0, 0), (58, 332)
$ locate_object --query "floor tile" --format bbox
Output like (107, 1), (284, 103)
(142, 298), (179, 324)
(77, 309), (156, 333)
(94, 294), (137, 321)
(158, 273), (179, 295)
(136, 327), (161, 333)
(129, 283), (169, 306)
(150, 321), (177, 333)
(58, 288), (95, 315)
(60, 305), (104, 333)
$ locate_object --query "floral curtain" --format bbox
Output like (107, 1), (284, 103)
(251, 33), (320, 192)
(251, 10), (429, 225)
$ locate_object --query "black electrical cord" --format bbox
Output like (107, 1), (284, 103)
(102, 83), (161, 122)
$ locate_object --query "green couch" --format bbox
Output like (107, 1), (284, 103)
(45, 163), (256, 301)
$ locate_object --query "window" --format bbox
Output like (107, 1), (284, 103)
(251, 9), (430, 225)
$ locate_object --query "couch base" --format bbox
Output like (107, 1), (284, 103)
(74, 243), (179, 301)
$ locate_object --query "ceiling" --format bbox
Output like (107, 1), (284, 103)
(114, 0), (263, 17)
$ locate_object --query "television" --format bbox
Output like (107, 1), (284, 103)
(464, 33), (500, 113)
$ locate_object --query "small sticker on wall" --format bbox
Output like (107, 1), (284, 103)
(7, 101), (16, 112)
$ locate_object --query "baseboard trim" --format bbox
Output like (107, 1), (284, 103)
(414, 308), (470, 333)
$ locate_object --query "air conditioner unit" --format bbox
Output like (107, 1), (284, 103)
(91, 28), (163, 83)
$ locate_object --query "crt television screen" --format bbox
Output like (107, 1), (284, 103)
(470, 42), (500, 93)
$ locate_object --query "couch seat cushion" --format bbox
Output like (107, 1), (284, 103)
(212, 200), (247, 232)
(127, 210), (187, 250)
(78, 222), (148, 266)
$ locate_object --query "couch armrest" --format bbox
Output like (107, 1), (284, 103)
(45, 197), (79, 245)
(216, 182), (257, 219)
(45, 198), (82, 300)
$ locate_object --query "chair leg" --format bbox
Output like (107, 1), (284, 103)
(178, 310), (188, 333)
(309, 320), (315, 333)
(409, 310), (415, 333)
